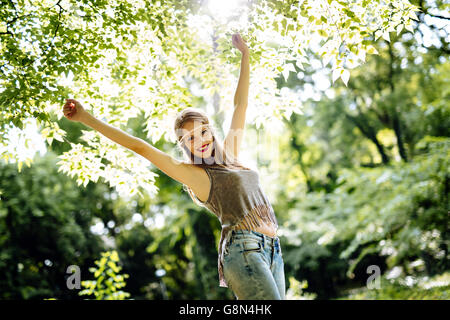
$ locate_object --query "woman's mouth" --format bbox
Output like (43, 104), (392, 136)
(198, 143), (210, 152)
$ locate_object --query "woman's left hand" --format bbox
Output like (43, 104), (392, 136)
(232, 33), (249, 54)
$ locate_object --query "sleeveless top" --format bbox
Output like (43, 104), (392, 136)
(193, 165), (278, 287)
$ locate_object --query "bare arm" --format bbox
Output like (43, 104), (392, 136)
(131, 140), (201, 190)
(63, 99), (201, 189)
(224, 33), (250, 159)
(81, 112), (143, 151)
(233, 48), (249, 108)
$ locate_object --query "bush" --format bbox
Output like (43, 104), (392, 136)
(79, 250), (130, 300)
(339, 272), (450, 300)
(281, 136), (449, 298)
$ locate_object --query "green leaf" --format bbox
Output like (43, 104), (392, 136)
(366, 45), (378, 55)
(318, 29), (328, 37)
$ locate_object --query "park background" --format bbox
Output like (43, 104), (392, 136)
(0, 0), (448, 299)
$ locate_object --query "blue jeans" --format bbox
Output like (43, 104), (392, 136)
(222, 230), (286, 300)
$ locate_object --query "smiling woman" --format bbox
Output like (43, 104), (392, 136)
(168, 33), (285, 300)
(61, 32), (285, 300)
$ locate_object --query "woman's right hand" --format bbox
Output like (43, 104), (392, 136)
(63, 99), (87, 122)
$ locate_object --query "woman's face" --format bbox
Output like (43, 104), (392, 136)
(181, 120), (214, 159)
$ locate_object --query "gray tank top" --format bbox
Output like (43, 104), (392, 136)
(193, 165), (278, 288)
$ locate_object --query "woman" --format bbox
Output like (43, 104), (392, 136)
(62, 33), (285, 300)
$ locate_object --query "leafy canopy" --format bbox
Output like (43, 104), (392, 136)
(0, 0), (419, 197)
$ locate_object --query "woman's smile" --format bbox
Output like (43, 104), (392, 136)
(198, 143), (210, 152)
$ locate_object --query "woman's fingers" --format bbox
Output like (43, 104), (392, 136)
(63, 98), (85, 121)
(65, 98), (78, 106)
(63, 106), (73, 114)
(64, 100), (76, 110)
(63, 100), (76, 118)
(63, 108), (72, 117)
(232, 33), (248, 51)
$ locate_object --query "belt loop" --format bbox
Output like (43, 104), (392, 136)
(271, 239), (275, 265)
(259, 232), (265, 249)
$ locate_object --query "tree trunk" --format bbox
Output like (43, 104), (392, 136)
(387, 41), (408, 162)
(344, 113), (390, 165)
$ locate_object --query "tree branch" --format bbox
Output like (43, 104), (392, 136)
(418, 0), (450, 21)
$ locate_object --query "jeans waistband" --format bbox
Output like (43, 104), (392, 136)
(230, 229), (280, 248)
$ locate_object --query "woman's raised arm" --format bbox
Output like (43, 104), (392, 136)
(224, 33), (250, 159)
(62, 99), (201, 188)
(63, 99), (142, 151)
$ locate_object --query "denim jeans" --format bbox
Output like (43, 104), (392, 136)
(222, 229), (286, 300)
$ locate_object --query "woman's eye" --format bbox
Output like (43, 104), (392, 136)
(202, 130), (206, 135)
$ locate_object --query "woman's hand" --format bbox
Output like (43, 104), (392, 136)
(232, 33), (249, 54)
(63, 98), (87, 122)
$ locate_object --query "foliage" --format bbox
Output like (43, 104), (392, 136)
(142, 205), (233, 299)
(339, 272), (450, 300)
(266, 1), (449, 299)
(280, 136), (449, 298)
(246, 0), (419, 86)
(0, 152), (106, 299)
(79, 250), (130, 300)
(0, 0), (447, 301)
(1, 0), (419, 197)
(285, 277), (317, 300)
(113, 223), (160, 299)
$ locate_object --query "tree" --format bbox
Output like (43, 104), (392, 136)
(1, 0), (419, 198)
(267, 0), (449, 298)
(0, 152), (107, 299)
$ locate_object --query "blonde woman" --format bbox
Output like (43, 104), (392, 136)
(62, 33), (285, 300)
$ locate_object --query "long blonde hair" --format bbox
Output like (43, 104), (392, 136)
(174, 107), (250, 205)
